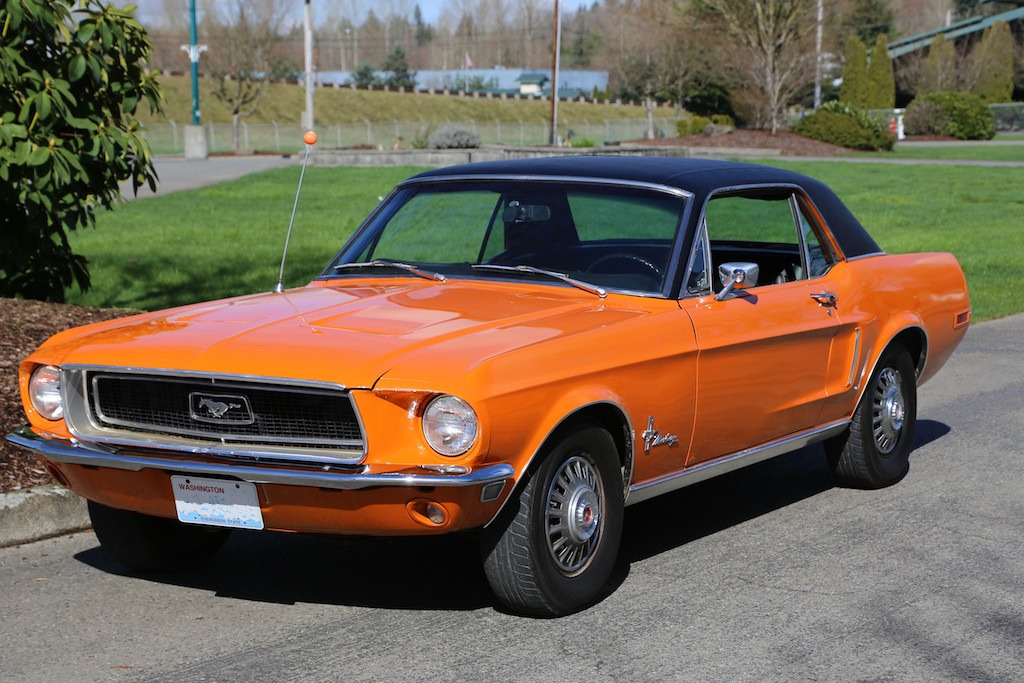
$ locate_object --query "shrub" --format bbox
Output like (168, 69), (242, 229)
(794, 102), (894, 151)
(570, 137), (596, 148)
(711, 114), (736, 128)
(428, 125), (481, 149)
(0, 0), (160, 302)
(904, 92), (995, 140)
(676, 115), (710, 137)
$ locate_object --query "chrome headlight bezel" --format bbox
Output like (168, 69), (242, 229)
(421, 394), (478, 457)
(29, 365), (63, 421)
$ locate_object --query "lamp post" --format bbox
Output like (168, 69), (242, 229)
(180, 0), (208, 158)
(303, 0), (314, 131)
(548, 0), (561, 145)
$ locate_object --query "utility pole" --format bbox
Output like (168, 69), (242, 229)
(548, 0), (561, 145)
(303, 0), (314, 131)
(181, 0), (208, 158)
(814, 0), (824, 109)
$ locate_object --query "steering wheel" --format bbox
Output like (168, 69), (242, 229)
(585, 253), (664, 281)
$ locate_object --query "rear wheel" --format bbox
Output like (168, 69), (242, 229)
(481, 424), (623, 616)
(88, 500), (230, 571)
(827, 345), (917, 489)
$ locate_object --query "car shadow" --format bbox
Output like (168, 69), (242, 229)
(73, 420), (951, 613)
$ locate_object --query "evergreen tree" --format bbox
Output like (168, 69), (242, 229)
(970, 21), (1014, 103)
(382, 46), (416, 90)
(840, 35), (871, 108)
(867, 33), (895, 109)
(841, 0), (895, 46)
(918, 35), (958, 95)
(413, 5), (433, 47)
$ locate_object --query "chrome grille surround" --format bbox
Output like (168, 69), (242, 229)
(61, 365), (366, 466)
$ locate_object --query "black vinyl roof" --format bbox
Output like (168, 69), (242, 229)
(411, 156), (881, 258)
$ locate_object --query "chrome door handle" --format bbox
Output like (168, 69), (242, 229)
(810, 291), (838, 306)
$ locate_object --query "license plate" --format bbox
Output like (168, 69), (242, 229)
(171, 476), (264, 530)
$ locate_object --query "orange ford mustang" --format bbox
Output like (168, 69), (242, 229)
(8, 157), (970, 616)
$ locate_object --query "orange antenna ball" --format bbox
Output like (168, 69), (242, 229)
(303, 130), (318, 145)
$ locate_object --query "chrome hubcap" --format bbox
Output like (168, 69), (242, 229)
(872, 367), (905, 454)
(546, 455), (603, 575)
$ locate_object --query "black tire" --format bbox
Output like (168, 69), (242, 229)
(481, 424), (624, 617)
(88, 500), (230, 572)
(826, 345), (917, 489)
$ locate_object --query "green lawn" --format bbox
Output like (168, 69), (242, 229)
(68, 166), (427, 310)
(68, 162), (1023, 321)
(852, 145), (1024, 162)
(771, 160), (1023, 321)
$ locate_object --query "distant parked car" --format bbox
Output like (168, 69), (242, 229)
(9, 157), (970, 616)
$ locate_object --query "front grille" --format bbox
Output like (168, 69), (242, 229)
(86, 372), (363, 453)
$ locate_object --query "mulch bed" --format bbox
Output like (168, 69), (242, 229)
(0, 298), (135, 492)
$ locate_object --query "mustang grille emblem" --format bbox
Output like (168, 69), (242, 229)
(188, 392), (255, 425)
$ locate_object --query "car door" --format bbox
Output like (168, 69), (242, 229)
(680, 187), (843, 466)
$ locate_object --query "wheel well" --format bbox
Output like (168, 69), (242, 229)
(890, 327), (928, 379)
(534, 403), (633, 483)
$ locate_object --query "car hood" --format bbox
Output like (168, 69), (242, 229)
(43, 281), (653, 389)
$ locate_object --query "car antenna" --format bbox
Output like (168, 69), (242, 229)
(274, 130), (318, 294)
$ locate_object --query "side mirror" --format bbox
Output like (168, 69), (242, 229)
(715, 262), (759, 301)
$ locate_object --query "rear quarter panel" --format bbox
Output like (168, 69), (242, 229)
(819, 252), (970, 422)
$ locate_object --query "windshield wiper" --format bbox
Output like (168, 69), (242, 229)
(471, 264), (606, 298)
(332, 260), (447, 282)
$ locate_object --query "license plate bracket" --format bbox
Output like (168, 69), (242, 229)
(171, 475), (264, 530)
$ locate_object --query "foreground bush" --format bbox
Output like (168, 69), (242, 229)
(794, 102), (894, 151)
(0, 1), (159, 302)
(904, 92), (995, 140)
(428, 125), (481, 149)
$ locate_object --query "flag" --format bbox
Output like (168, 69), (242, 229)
(465, 52), (473, 68)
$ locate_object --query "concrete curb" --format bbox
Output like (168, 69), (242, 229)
(0, 485), (90, 548)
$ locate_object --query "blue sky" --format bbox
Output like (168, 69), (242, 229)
(137, 1), (596, 27)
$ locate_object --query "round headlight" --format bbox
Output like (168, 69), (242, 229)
(29, 365), (63, 421)
(422, 395), (478, 457)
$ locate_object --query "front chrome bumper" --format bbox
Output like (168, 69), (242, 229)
(6, 425), (515, 492)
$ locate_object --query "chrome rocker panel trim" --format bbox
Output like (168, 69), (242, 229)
(7, 426), (514, 492)
(625, 419), (850, 505)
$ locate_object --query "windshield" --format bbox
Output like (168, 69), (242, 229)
(324, 179), (688, 295)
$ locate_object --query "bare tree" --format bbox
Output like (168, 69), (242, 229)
(704, 0), (816, 133)
(207, 0), (287, 152)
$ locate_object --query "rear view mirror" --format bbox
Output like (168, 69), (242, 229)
(715, 261), (759, 300)
(503, 202), (551, 224)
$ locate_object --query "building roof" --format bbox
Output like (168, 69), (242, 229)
(516, 72), (549, 85)
(888, 7), (1024, 58)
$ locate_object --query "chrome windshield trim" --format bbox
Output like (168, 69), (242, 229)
(332, 260), (447, 282)
(7, 426), (513, 491)
(625, 419), (850, 505)
(397, 174), (696, 200)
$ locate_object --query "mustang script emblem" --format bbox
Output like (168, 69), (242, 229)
(188, 392), (255, 425)
(642, 416), (679, 454)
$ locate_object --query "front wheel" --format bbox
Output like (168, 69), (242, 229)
(826, 345), (917, 489)
(88, 501), (230, 572)
(481, 424), (624, 617)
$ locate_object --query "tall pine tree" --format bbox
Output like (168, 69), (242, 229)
(970, 21), (1014, 103)
(840, 35), (871, 108)
(867, 33), (895, 109)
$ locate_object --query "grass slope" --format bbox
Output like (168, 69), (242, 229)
(856, 145), (1024, 162)
(146, 74), (675, 125)
(67, 162), (1022, 321)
